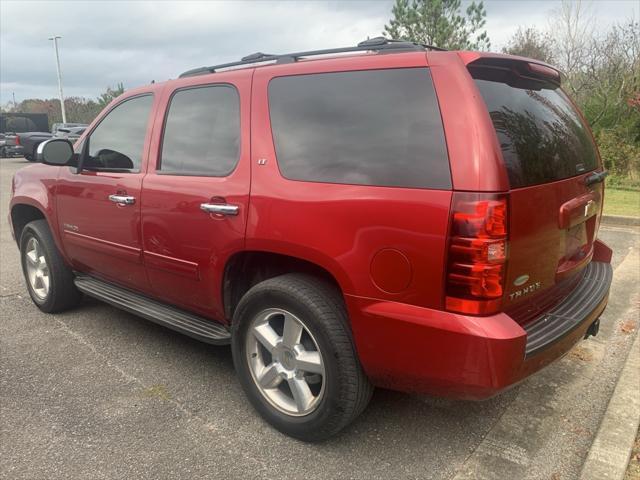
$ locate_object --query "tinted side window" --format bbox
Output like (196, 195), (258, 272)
(160, 85), (240, 176)
(86, 95), (153, 171)
(2, 116), (38, 133)
(268, 68), (451, 189)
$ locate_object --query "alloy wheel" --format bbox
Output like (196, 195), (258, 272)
(246, 308), (325, 416)
(25, 237), (50, 300)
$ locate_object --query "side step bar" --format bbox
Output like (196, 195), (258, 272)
(74, 276), (231, 345)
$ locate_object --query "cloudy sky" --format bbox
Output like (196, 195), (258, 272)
(1, 0), (638, 104)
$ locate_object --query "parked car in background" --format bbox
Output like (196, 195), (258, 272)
(16, 132), (53, 161)
(8, 38), (613, 441)
(0, 113), (47, 159)
(51, 122), (88, 134)
(55, 126), (87, 142)
(15, 125), (87, 161)
(0, 133), (24, 158)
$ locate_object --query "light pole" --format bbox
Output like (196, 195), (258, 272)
(48, 35), (67, 124)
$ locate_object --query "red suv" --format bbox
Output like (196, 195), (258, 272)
(9, 38), (613, 441)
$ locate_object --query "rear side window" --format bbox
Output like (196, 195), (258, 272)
(268, 68), (451, 189)
(471, 66), (598, 188)
(160, 85), (240, 176)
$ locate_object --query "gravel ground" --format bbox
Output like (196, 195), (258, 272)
(1, 157), (638, 480)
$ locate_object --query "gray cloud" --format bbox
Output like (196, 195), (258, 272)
(1, 0), (637, 103)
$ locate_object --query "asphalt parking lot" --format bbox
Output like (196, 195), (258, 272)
(1, 156), (638, 480)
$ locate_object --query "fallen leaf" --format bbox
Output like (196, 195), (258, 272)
(620, 320), (637, 334)
(569, 345), (593, 361)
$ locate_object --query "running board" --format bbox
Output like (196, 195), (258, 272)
(74, 276), (231, 345)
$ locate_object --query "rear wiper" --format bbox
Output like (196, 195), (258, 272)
(585, 170), (608, 186)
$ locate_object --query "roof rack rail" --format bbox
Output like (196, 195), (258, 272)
(240, 52), (275, 62)
(179, 37), (446, 78)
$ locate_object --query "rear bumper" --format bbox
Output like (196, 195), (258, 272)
(347, 258), (613, 400)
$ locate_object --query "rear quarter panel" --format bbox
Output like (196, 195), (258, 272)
(427, 51), (509, 192)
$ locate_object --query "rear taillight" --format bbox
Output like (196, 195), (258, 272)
(15, 135), (20, 146)
(445, 192), (509, 315)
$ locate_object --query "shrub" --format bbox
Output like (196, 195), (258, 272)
(595, 129), (640, 189)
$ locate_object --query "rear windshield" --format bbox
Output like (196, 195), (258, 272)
(268, 68), (451, 189)
(470, 66), (598, 188)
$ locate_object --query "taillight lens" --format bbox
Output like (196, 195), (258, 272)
(15, 135), (20, 146)
(445, 192), (509, 315)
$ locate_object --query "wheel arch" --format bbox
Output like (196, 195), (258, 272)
(10, 202), (47, 244)
(222, 250), (348, 322)
(9, 198), (67, 261)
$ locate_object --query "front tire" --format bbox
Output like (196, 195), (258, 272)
(20, 220), (81, 313)
(232, 274), (372, 441)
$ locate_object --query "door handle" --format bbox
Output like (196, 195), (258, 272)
(109, 194), (136, 205)
(200, 203), (239, 216)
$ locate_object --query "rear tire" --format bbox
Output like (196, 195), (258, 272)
(232, 273), (372, 441)
(20, 220), (81, 313)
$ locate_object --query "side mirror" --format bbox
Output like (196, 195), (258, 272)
(36, 138), (74, 166)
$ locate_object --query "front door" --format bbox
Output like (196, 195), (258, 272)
(57, 93), (157, 290)
(140, 71), (252, 321)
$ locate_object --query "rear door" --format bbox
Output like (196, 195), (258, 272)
(140, 70), (251, 321)
(468, 59), (604, 323)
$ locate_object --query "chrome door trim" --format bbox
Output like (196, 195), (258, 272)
(200, 203), (239, 216)
(108, 194), (136, 205)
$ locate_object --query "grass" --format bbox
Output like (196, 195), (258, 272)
(624, 430), (640, 480)
(604, 188), (640, 217)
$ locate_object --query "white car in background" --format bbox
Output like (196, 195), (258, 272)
(55, 126), (87, 142)
(51, 122), (87, 134)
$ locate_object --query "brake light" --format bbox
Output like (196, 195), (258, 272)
(527, 62), (561, 84)
(445, 193), (509, 315)
(15, 135), (20, 146)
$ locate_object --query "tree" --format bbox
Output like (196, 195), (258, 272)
(549, 0), (594, 80)
(546, 9), (640, 185)
(579, 22), (639, 129)
(383, 0), (490, 50)
(2, 83), (127, 128)
(503, 27), (555, 64)
(97, 82), (125, 109)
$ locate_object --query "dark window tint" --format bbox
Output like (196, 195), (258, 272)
(268, 68), (451, 189)
(471, 67), (598, 188)
(1, 116), (38, 133)
(160, 85), (240, 175)
(86, 95), (153, 171)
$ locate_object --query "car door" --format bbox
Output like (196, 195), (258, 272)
(140, 70), (251, 321)
(56, 92), (158, 291)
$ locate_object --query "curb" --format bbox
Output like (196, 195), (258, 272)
(601, 215), (640, 227)
(580, 331), (640, 480)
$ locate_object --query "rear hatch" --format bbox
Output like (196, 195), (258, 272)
(468, 57), (605, 325)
